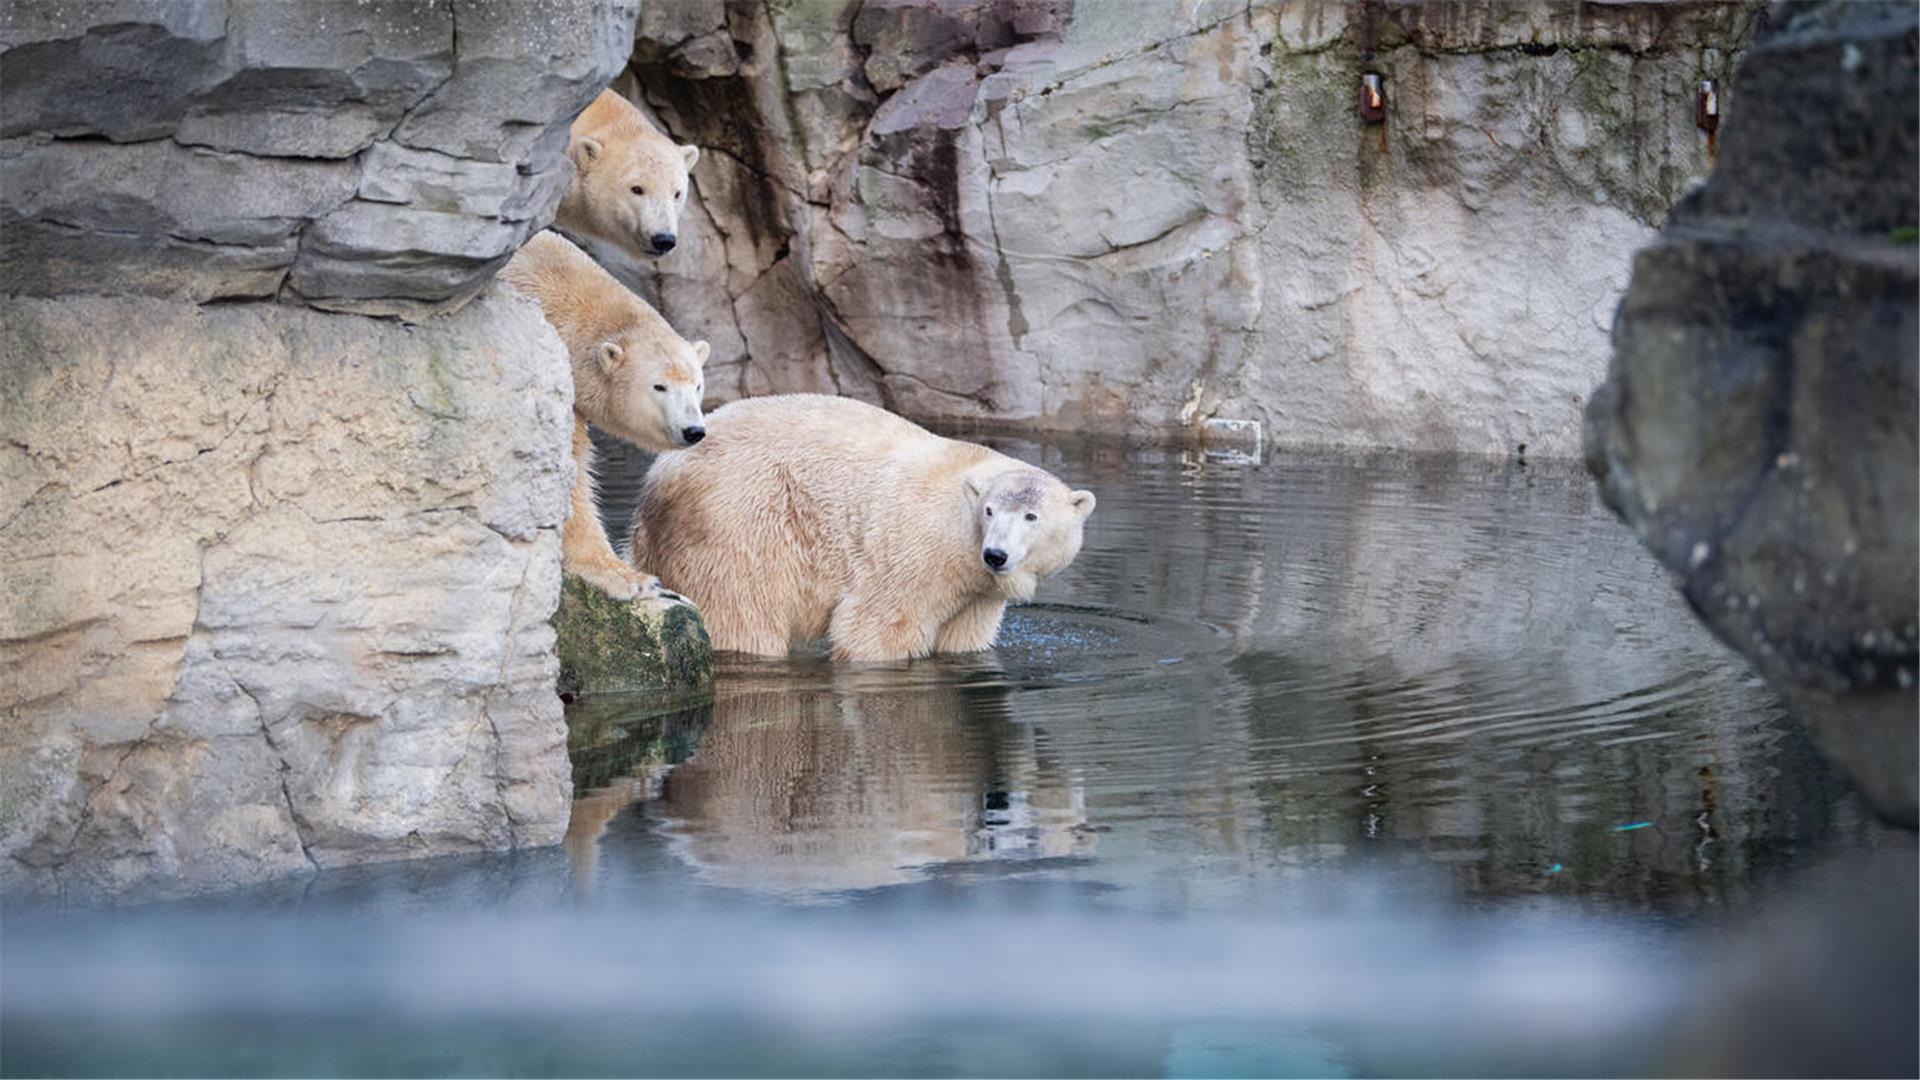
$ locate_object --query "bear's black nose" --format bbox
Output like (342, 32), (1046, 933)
(682, 426), (705, 445)
(650, 233), (677, 253)
(982, 547), (1008, 570)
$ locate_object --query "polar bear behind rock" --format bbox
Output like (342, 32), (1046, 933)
(629, 395), (1095, 661)
(553, 89), (700, 261)
(501, 230), (709, 602)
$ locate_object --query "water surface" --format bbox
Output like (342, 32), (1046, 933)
(5, 440), (1912, 1077)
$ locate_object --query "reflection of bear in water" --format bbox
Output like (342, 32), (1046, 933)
(645, 669), (1092, 896)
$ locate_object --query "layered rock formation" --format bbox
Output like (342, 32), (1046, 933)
(1586, 0), (1918, 824)
(610, 0), (1760, 455)
(0, 1), (641, 901)
(0, 0), (636, 318)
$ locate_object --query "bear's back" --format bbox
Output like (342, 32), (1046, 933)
(638, 394), (996, 565)
(502, 231), (669, 352)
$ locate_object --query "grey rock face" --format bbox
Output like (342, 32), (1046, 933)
(1586, 1), (1919, 825)
(0, 288), (577, 903)
(611, 0), (1760, 455)
(0, 0), (637, 319)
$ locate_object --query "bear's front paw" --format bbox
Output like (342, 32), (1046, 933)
(636, 575), (693, 609)
(572, 563), (642, 601)
(600, 575), (642, 602)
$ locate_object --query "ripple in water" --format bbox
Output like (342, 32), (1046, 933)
(4, 443), (1909, 1078)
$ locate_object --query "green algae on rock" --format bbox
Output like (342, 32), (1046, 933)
(554, 574), (714, 698)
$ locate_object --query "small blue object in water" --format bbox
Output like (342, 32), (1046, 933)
(1545, 863), (1564, 875)
(1614, 822), (1653, 832)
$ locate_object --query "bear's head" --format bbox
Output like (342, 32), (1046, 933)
(584, 327), (710, 453)
(568, 125), (700, 259)
(964, 468), (1096, 600)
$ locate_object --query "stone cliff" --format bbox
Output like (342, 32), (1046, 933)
(609, 0), (1761, 456)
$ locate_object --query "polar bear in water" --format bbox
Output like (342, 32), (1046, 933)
(629, 395), (1095, 661)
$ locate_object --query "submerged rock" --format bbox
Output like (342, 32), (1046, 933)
(1586, 1), (1919, 825)
(553, 575), (713, 698)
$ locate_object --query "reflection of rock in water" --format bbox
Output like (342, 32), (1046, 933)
(652, 668), (1091, 896)
(563, 701), (711, 895)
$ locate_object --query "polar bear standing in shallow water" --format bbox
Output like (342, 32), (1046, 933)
(629, 395), (1096, 661)
(500, 231), (709, 602)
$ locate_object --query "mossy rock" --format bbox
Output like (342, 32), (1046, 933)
(554, 573), (714, 697)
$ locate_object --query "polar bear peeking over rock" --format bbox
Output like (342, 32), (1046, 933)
(629, 395), (1095, 661)
(501, 230), (708, 603)
(554, 89), (700, 260)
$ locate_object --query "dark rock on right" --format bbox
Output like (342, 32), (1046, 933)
(1586, 1), (1919, 825)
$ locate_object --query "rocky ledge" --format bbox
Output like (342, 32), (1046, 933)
(0, 0), (637, 319)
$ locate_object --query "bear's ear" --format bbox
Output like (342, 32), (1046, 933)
(690, 340), (711, 366)
(570, 135), (603, 173)
(1069, 490), (1096, 519)
(596, 341), (626, 375)
(680, 143), (700, 171)
(963, 474), (984, 507)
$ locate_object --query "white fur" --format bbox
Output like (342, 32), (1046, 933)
(553, 89), (700, 260)
(629, 395), (1095, 661)
(500, 230), (710, 602)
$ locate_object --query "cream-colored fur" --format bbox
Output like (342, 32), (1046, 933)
(553, 89), (700, 260)
(629, 395), (1095, 661)
(501, 230), (710, 601)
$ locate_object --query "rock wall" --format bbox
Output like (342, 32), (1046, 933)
(0, 1), (639, 901)
(1585, 0), (1919, 825)
(0, 291), (577, 903)
(609, 0), (1759, 455)
(0, 0), (636, 318)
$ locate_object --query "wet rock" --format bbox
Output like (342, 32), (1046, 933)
(0, 288), (577, 903)
(1586, 1), (1919, 825)
(0, 0), (637, 317)
(553, 575), (714, 698)
(619, 0), (1761, 455)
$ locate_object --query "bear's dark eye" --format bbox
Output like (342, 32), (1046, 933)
(984, 507), (993, 517)
(1025, 512), (1037, 522)
(675, 190), (684, 200)
(630, 184), (646, 195)
(653, 384), (666, 392)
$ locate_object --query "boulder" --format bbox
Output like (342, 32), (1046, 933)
(1586, 0), (1919, 825)
(553, 575), (714, 699)
(0, 288), (577, 902)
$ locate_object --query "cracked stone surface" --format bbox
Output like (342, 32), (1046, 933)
(0, 0), (637, 319)
(0, 288), (576, 903)
(1586, 0), (1919, 825)
(604, 0), (1760, 454)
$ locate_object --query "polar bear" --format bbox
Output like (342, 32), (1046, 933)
(500, 230), (709, 602)
(628, 395), (1096, 661)
(553, 89), (700, 260)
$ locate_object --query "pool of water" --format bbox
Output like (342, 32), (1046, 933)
(4, 439), (1913, 1077)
